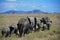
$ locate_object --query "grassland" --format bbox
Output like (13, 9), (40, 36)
(0, 14), (60, 40)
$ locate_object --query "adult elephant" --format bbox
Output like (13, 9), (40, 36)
(27, 16), (42, 31)
(17, 18), (32, 37)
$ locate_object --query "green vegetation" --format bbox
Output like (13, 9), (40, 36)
(0, 14), (60, 40)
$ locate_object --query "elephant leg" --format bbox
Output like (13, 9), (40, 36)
(19, 32), (22, 37)
(34, 17), (37, 31)
(24, 29), (29, 34)
(42, 26), (45, 31)
(14, 29), (18, 35)
(1, 31), (4, 37)
(1, 31), (8, 37)
(20, 29), (25, 37)
(47, 24), (50, 30)
(9, 30), (14, 37)
(5, 31), (10, 37)
(22, 30), (26, 37)
(25, 28), (32, 34)
(17, 24), (22, 37)
(19, 27), (23, 37)
(42, 24), (46, 31)
(28, 25), (33, 33)
(9, 27), (14, 36)
(4, 33), (7, 37)
(36, 24), (40, 31)
(28, 28), (32, 33)
(18, 29), (22, 37)
(34, 24), (37, 31)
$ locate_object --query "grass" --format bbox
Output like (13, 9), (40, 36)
(0, 14), (60, 40)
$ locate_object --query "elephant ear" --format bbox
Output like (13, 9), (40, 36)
(34, 17), (37, 25)
(17, 23), (19, 26)
(27, 17), (31, 24)
(40, 19), (43, 23)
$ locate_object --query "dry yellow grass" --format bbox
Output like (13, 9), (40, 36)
(0, 14), (60, 40)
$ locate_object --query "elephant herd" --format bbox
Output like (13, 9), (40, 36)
(1, 16), (52, 37)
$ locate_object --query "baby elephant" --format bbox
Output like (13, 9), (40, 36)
(42, 21), (52, 31)
(1, 27), (10, 37)
(1, 24), (18, 37)
(41, 17), (52, 30)
(9, 24), (18, 36)
(46, 21), (52, 30)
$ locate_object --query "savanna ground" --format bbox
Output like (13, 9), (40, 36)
(0, 14), (60, 40)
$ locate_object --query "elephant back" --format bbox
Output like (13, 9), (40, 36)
(18, 18), (29, 25)
(2, 27), (10, 32)
(9, 23), (17, 29)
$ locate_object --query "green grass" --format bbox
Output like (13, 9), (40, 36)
(0, 14), (60, 40)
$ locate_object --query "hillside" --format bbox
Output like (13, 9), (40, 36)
(0, 9), (44, 14)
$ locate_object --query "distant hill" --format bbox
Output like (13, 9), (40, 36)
(2, 10), (26, 14)
(0, 9), (47, 14)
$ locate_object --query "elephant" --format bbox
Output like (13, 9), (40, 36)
(1, 24), (18, 37)
(27, 16), (42, 31)
(35, 17), (42, 31)
(46, 20), (52, 30)
(40, 17), (49, 24)
(41, 17), (52, 30)
(9, 23), (18, 36)
(1, 27), (10, 37)
(17, 18), (32, 37)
